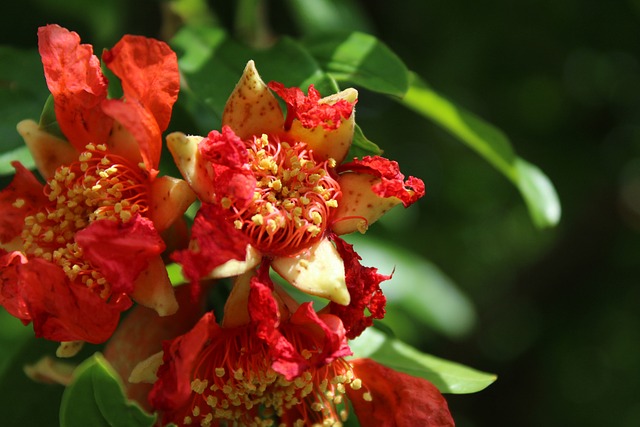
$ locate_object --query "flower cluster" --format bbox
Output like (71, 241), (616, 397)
(0, 25), (454, 426)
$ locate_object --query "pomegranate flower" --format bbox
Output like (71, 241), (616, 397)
(0, 25), (194, 347)
(168, 61), (424, 337)
(137, 264), (453, 426)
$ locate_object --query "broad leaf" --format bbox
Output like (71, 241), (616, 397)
(401, 73), (561, 228)
(0, 145), (34, 175)
(284, 0), (373, 36)
(350, 327), (496, 394)
(59, 353), (156, 427)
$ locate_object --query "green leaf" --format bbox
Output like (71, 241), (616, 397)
(303, 31), (410, 97)
(350, 327), (497, 394)
(166, 262), (186, 286)
(284, 0), (373, 36)
(401, 73), (561, 228)
(59, 354), (156, 427)
(0, 145), (34, 175)
(348, 124), (382, 158)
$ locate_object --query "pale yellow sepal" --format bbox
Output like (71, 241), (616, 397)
(287, 88), (358, 164)
(149, 175), (196, 232)
(131, 255), (179, 317)
(17, 119), (77, 180)
(272, 237), (350, 305)
(129, 351), (164, 384)
(106, 121), (144, 166)
(208, 244), (262, 279)
(166, 132), (216, 203)
(24, 356), (75, 385)
(222, 60), (284, 139)
(56, 340), (84, 358)
(331, 172), (403, 235)
(222, 270), (254, 328)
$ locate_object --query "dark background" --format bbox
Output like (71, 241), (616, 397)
(2, 1), (640, 426)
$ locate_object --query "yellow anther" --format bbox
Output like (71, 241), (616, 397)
(270, 179), (282, 191)
(12, 198), (25, 208)
(350, 378), (362, 390)
(215, 368), (226, 378)
(251, 214), (264, 226)
(326, 199), (338, 208)
(192, 406), (201, 417)
(310, 211), (322, 225)
(234, 220), (243, 229)
(363, 392), (372, 402)
(300, 196), (310, 205)
(221, 197), (232, 209)
(96, 144), (107, 151)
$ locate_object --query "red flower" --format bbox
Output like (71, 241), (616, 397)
(138, 264), (453, 426)
(168, 61), (425, 338)
(0, 25), (193, 347)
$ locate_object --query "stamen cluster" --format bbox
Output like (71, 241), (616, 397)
(16, 143), (149, 297)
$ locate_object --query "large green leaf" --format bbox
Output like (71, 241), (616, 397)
(59, 353), (156, 427)
(401, 73), (561, 228)
(350, 327), (496, 394)
(284, 0), (373, 36)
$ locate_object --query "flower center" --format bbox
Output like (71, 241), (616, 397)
(18, 143), (149, 298)
(178, 325), (360, 427)
(224, 135), (341, 257)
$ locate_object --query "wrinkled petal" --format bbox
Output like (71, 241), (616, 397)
(0, 162), (47, 246)
(271, 237), (349, 305)
(101, 34), (180, 169)
(327, 235), (391, 339)
(74, 215), (166, 295)
(149, 311), (218, 412)
(38, 24), (112, 151)
(347, 358), (455, 427)
(222, 60), (285, 140)
(338, 155), (426, 207)
(17, 119), (78, 180)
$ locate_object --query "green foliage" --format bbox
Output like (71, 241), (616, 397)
(350, 326), (496, 394)
(59, 354), (156, 427)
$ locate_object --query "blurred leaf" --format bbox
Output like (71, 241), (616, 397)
(284, 0), (373, 36)
(59, 353), (156, 427)
(350, 327), (497, 394)
(345, 234), (476, 339)
(168, 0), (218, 27)
(401, 73), (561, 228)
(38, 94), (64, 140)
(348, 124), (382, 158)
(166, 262), (186, 286)
(303, 31), (410, 97)
(0, 145), (34, 175)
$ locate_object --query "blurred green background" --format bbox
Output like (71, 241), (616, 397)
(2, 1), (640, 426)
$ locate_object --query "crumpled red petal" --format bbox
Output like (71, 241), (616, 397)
(338, 155), (426, 207)
(149, 311), (217, 412)
(38, 24), (112, 152)
(268, 82), (355, 131)
(199, 126), (256, 209)
(74, 215), (166, 296)
(328, 234), (391, 339)
(171, 204), (250, 288)
(347, 358), (455, 427)
(102, 35), (180, 169)
(0, 162), (47, 244)
(0, 250), (131, 343)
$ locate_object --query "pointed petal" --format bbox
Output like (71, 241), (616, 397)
(222, 60), (284, 139)
(166, 132), (216, 203)
(17, 119), (78, 180)
(347, 358), (455, 427)
(331, 172), (401, 235)
(131, 255), (178, 316)
(102, 35), (180, 169)
(149, 175), (196, 232)
(37, 24), (112, 151)
(287, 88), (357, 163)
(272, 237), (350, 305)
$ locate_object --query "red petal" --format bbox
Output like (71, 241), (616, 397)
(199, 126), (256, 209)
(0, 162), (47, 244)
(102, 35), (180, 169)
(268, 82), (355, 131)
(74, 215), (166, 295)
(149, 312), (218, 413)
(338, 156), (426, 207)
(328, 235), (391, 339)
(1, 251), (131, 343)
(38, 24), (112, 151)
(347, 358), (455, 427)
(171, 204), (251, 288)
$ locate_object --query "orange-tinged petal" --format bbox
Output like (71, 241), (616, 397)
(130, 255), (178, 316)
(38, 24), (112, 151)
(331, 172), (401, 235)
(16, 119), (78, 180)
(149, 175), (196, 233)
(166, 132), (216, 203)
(347, 358), (455, 427)
(271, 237), (350, 305)
(286, 88), (357, 163)
(222, 60), (284, 139)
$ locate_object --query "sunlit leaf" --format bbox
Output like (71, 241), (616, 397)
(166, 262), (186, 286)
(284, 0), (373, 36)
(0, 145), (34, 175)
(59, 353), (156, 427)
(401, 73), (561, 228)
(350, 327), (497, 394)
